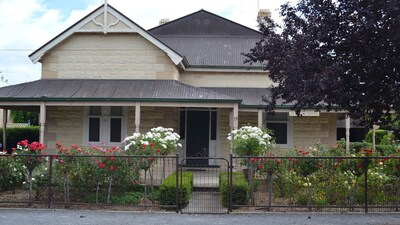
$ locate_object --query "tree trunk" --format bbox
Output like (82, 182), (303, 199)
(63, 169), (70, 204)
(28, 169), (33, 207)
(107, 174), (113, 205)
(268, 173), (273, 211)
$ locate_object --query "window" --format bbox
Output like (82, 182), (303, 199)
(86, 106), (125, 145)
(266, 113), (290, 147)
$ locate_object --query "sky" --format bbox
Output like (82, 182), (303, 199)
(0, 0), (296, 87)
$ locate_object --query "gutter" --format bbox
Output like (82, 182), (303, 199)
(0, 97), (242, 104)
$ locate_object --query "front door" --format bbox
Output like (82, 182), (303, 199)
(186, 110), (209, 165)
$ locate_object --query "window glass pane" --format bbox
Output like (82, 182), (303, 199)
(266, 123), (287, 144)
(266, 113), (288, 121)
(89, 117), (100, 142)
(111, 106), (123, 116)
(110, 118), (122, 143)
(90, 106), (101, 116)
(211, 111), (217, 140)
(179, 111), (186, 139)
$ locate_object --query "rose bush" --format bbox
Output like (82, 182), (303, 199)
(228, 126), (274, 157)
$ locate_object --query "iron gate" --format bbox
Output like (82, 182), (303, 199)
(179, 157), (230, 214)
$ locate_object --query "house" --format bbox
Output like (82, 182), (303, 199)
(0, 3), (347, 163)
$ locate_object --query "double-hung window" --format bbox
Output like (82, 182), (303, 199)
(86, 106), (125, 145)
(265, 113), (291, 147)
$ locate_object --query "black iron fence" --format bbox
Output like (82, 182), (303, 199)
(231, 155), (400, 213)
(0, 154), (178, 211)
(0, 154), (399, 213)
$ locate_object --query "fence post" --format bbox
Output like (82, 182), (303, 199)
(363, 157), (369, 213)
(47, 156), (53, 209)
(229, 154), (233, 212)
(175, 154), (179, 213)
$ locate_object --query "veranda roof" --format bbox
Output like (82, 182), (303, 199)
(205, 87), (288, 109)
(0, 79), (240, 103)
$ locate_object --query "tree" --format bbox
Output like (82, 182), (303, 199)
(244, 0), (400, 128)
(10, 111), (39, 126)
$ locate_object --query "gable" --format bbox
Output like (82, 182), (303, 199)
(40, 33), (180, 80)
(29, 4), (183, 66)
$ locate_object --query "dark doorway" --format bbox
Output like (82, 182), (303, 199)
(186, 111), (210, 165)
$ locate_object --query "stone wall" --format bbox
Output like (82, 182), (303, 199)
(41, 33), (179, 80)
(45, 106), (84, 152)
(127, 107), (179, 134)
(292, 113), (337, 149)
(180, 71), (273, 88)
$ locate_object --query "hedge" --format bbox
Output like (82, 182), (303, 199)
(219, 172), (249, 207)
(159, 172), (193, 207)
(0, 127), (39, 151)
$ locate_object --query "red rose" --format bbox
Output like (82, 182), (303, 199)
(109, 165), (115, 171)
(257, 164), (263, 169)
(110, 157), (115, 161)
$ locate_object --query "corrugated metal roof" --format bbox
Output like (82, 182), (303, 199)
(0, 79), (240, 103)
(149, 10), (263, 68)
(149, 10), (261, 37)
(156, 36), (262, 67)
(204, 87), (287, 108)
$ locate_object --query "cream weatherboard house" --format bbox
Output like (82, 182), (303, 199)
(0, 4), (344, 164)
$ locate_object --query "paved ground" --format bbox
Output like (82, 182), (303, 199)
(182, 191), (226, 214)
(0, 208), (399, 225)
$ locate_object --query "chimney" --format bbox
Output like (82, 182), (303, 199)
(159, 18), (170, 25)
(257, 9), (271, 23)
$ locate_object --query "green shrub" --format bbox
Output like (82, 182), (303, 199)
(336, 141), (398, 155)
(219, 172), (249, 207)
(0, 156), (26, 191)
(0, 127), (39, 151)
(159, 172), (193, 207)
(365, 129), (395, 145)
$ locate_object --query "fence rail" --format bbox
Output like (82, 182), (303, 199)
(231, 155), (400, 213)
(0, 154), (399, 213)
(0, 154), (179, 211)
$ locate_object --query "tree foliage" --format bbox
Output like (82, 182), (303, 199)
(10, 111), (38, 126)
(244, 0), (400, 128)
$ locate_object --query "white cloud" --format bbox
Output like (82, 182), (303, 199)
(0, 0), (296, 86)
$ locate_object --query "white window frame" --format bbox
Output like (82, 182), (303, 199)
(83, 106), (127, 146)
(265, 113), (293, 148)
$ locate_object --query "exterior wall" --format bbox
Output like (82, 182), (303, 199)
(238, 111), (258, 127)
(132, 107), (179, 133)
(219, 108), (232, 160)
(180, 71), (275, 88)
(41, 33), (179, 80)
(45, 106), (84, 153)
(292, 113), (337, 149)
